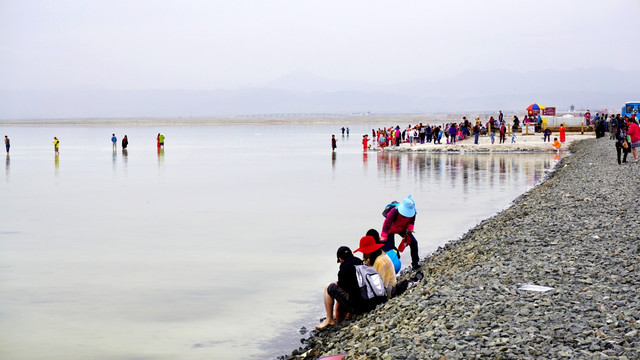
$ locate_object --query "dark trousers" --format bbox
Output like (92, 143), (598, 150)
(474, 133), (479, 144)
(616, 144), (629, 164)
(382, 231), (419, 268)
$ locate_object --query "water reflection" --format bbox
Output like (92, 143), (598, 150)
(331, 151), (336, 169)
(122, 149), (128, 175)
(5, 154), (9, 182)
(377, 151), (401, 181)
(375, 152), (558, 194)
(112, 148), (117, 175)
(157, 147), (165, 170)
(54, 155), (59, 177)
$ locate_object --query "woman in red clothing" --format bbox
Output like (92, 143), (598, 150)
(627, 119), (640, 162)
(559, 123), (566, 143)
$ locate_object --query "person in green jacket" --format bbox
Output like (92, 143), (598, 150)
(53, 137), (60, 156)
(158, 133), (165, 148)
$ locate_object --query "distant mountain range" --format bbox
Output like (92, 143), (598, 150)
(1, 67), (638, 119)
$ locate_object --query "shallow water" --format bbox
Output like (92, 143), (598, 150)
(0, 122), (559, 359)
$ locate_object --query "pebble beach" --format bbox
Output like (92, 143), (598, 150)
(283, 136), (640, 359)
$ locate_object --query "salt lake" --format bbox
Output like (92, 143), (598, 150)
(0, 120), (560, 359)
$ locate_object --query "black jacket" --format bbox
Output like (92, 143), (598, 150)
(337, 256), (364, 311)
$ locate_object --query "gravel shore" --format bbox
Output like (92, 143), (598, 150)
(284, 137), (640, 359)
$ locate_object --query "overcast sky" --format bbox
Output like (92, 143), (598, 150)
(1, 0), (638, 91)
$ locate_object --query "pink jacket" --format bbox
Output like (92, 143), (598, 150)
(628, 122), (640, 142)
(381, 207), (415, 239)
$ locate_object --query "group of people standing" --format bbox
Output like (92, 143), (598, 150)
(3, 133), (166, 157)
(372, 125), (444, 150)
(316, 195), (421, 330)
(111, 134), (129, 150)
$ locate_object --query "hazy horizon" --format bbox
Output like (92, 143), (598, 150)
(1, 1), (639, 118)
(2, 1), (639, 91)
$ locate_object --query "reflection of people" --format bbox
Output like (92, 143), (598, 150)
(111, 134), (117, 150)
(331, 135), (337, 151)
(53, 137), (60, 156)
(316, 246), (363, 330)
(380, 195), (420, 270)
(4, 135), (9, 154)
(122, 135), (128, 149)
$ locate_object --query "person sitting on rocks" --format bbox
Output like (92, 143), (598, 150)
(354, 235), (397, 293)
(367, 228), (400, 274)
(316, 246), (364, 330)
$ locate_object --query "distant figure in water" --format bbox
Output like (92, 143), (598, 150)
(346, 127), (350, 136)
(4, 135), (9, 154)
(122, 135), (128, 149)
(331, 135), (337, 151)
(362, 135), (368, 151)
(157, 133), (165, 148)
(341, 127), (345, 136)
(53, 137), (60, 156)
(111, 134), (117, 150)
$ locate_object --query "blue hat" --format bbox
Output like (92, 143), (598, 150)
(397, 195), (416, 217)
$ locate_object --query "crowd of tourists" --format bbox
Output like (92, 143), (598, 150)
(316, 195), (422, 330)
(369, 112), (525, 150)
